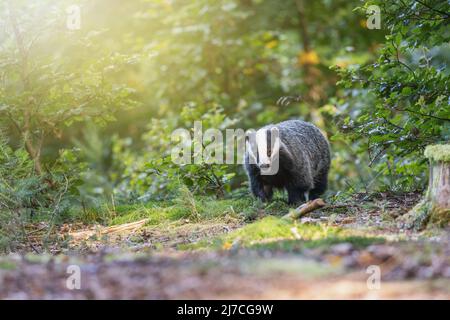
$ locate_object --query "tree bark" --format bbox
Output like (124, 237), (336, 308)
(403, 145), (450, 230)
(428, 162), (450, 209)
(8, 3), (44, 175)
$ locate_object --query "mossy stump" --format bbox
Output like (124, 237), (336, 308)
(404, 144), (450, 230)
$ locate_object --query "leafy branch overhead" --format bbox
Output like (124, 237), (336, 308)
(335, 0), (449, 161)
(0, 1), (138, 174)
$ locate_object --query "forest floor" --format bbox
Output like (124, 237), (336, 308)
(1, 192), (449, 299)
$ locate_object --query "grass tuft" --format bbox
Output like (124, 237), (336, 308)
(109, 196), (255, 226)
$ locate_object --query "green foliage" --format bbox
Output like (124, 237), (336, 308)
(0, 0), (385, 211)
(115, 102), (240, 200)
(0, 137), (37, 252)
(334, 0), (450, 190)
(0, 0), (138, 174)
(70, 125), (125, 208)
(0, 136), (80, 252)
(0, 1), (139, 233)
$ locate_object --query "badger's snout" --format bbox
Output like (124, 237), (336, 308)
(258, 163), (270, 169)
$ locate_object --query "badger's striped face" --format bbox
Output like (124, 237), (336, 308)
(246, 127), (280, 175)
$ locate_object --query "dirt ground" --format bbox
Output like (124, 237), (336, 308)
(0, 193), (449, 299)
(1, 247), (449, 299)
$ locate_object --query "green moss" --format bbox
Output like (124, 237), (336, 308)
(424, 144), (450, 162)
(70, 206), (114, 224)
(109, 196), (254, 226)
(403, 199), (450, 231)
(221, 216), (298, 244)
(403, 200), (430, 230)
(195, 197), (254, 219)
(181, 216), (373, 251)
(429, 206), (450, 228)
(111, 205), (183, 225)
(76, 193), (294, 230)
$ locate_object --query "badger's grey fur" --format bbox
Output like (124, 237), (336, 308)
(244, 119), (330, 205)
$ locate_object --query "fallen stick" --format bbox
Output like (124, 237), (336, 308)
(282, 198), (326, 220)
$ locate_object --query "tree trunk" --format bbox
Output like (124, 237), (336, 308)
(428, 161), (450, 210)
(8, 3), (44, 175)
(403, 144), (450, 230)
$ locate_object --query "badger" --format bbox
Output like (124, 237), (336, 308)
(244, 119), (330, 205)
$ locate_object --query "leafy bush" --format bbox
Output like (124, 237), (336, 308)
(334, 0), (450, 190)
(115, 103), (241, 200)
(114, 102), (240, 201)
(0, 136), (81, 252)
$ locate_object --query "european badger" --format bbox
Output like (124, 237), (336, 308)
(245, 120), (330, 205)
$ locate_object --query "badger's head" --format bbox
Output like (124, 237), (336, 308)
(246, 127), (282, 175)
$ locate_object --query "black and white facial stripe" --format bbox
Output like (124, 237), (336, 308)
(246, 127), (280, 175)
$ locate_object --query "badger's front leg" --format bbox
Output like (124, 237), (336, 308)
(286, 186), (308, 205)
(249, 175), (271, 202)
(264, 185), (273, 201)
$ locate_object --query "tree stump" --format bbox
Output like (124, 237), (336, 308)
(404, 144), (450, 230)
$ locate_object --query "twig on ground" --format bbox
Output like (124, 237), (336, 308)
(283, 198), (326, 220)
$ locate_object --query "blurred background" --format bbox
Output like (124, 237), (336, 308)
(0, 0), (448, 221)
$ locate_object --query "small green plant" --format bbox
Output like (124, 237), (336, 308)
(175, 185), (201, 222)
(115, 102), (240, 201)
(0, 135), (91, 252)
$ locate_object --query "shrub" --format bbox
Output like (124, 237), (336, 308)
(334, 0), (449, 190)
